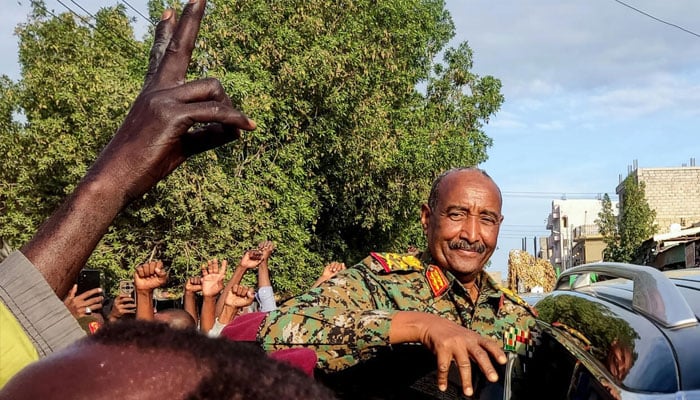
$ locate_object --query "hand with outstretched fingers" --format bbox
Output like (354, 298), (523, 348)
(311, 261), (347, 289)
(91, 0), (257, 205)
(389, 311), (507, 397)
(201, 259), (227, 298)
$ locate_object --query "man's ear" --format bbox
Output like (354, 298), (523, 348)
(420, 204), (431, 233)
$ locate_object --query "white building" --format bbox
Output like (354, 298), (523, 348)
(546, 198), (617, 273)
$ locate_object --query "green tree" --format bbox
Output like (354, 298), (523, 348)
(596, 193), (624, 261)
(0, 0), (503, 296)
(596, 177), (657, 263)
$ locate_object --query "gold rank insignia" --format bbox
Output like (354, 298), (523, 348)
(370, 252), (423, 273)
(426, 264), (449, 296)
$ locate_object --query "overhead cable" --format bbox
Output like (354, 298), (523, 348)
(612, 0), (700, 38)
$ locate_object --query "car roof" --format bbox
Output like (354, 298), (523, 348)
(664, 268), (700, 318)
(545, 265), (700, 392)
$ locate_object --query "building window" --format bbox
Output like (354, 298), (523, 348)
(562, 216), (568, 228)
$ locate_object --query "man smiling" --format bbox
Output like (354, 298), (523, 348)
(255, 167), (536, 397)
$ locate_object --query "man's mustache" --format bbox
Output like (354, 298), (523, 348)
(448, 240), (486, 253)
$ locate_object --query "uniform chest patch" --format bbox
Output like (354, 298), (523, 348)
(426, 265), (449, 297)
(503, 326), (538, 357)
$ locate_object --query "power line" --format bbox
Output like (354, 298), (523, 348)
(120, 0), (155, 26)
(501, 191), (617, 200)
(612, 0), (700, 38)
(35, 1), (123, 56)
(54, 0), (143, 58)
(502, 224), (548, 228)
(503, 191), (613, 195)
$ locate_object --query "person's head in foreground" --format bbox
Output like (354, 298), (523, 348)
(154, 308), (197, 330)
(1, 320), (336, 400)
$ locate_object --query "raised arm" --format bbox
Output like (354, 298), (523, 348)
(199, 259), (227, 333)
(218, 284), (256, 325)
(215, 249), (263, 316)
(134, 260), (168, 321)
(183, 276), (202, 325)
(310, 262), (346, 289)
(255, 241), (277, 312)
(20, 0), (256, 299)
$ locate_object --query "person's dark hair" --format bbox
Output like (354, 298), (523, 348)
(427, 167), (499, 211)
(90, 320), (336, 400)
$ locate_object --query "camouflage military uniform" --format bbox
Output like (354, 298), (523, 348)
(257, 252), (536, 372)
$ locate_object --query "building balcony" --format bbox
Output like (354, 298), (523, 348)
(573, 225), (601, 240)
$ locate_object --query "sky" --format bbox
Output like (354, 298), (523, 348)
(3, 1), (700, 277)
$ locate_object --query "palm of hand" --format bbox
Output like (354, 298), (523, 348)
(201, 274), (224, 297)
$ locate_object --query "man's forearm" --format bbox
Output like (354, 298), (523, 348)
(215, 266), (246, 316)
(183, 293), (198, 324)
(258, 307), (395, 371)
(200, 296), (217, 333)
(257, 262), (271, 287)
(21, 174), (126, 299)
(136, 290), (155, 321)
(217, 304), (238, 325)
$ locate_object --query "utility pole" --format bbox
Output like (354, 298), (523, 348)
(533, 236), (537, 257)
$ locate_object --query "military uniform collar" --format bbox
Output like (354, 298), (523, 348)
(419, 253), (496, 300)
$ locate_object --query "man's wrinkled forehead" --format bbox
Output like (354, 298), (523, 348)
(435, 169), (502, 209)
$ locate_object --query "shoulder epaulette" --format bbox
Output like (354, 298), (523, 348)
(492, 279), (539, 318)
(366, 252), (423, 273)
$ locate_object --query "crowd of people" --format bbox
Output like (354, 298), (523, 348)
(0, 0), (537, 398)
(62, 239), (347, 339)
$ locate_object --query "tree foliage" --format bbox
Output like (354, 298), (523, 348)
(0, 0), (503, 296)
(596, 177), (657, 263)
(537, 294), (639, 362)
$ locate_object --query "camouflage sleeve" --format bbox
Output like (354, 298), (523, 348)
(257, 267), (397, 372)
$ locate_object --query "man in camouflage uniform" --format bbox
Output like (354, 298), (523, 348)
(257, 168), (536, 397)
